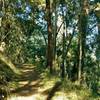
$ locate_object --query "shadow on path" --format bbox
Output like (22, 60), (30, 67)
(42, 81), (62, 100)
(11, 64), (43, 96)
(10, 64), (62, 99)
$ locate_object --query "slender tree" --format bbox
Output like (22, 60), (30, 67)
(53, 0), (57, 67)
(61, 0), (66, 78)
(78, 0), (89, 83)
(46, 0), (53, 73)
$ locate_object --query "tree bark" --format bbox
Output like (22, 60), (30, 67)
(61, 0), (66, 78)
(78, 0), (89, 83)
(46, 0), (53, 73)
(52, 0), (58, 70)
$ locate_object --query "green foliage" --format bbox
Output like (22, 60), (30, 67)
(0, 64), (14, 99)
(0, 65), (16, 81)
(85, 59), (100, 94)
(0, 0), (100, 99)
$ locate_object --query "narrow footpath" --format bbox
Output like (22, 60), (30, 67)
(9, 64), (69, 100)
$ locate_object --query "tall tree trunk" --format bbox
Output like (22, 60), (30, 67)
(61, 26), (66, 78)
(61, 0), (66, 78)
(46, 0), (53, 73)
(52, 0), (57, 70)
(78, 0), (89, 83)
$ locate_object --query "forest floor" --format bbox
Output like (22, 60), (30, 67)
(8, 64), (100, 100)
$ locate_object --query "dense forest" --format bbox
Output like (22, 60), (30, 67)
(0, 0), (100, 100)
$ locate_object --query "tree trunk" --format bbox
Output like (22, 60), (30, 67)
(52, 0), (58, 70)
(78, 0), (89, 83)
(46, 0), (53, 73)
(61, 0), (66, 78)
(61, 28), (66, 78)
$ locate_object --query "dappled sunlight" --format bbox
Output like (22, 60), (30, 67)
(6, 64), (100, 100)
(10, 65), (43, 96)
(10, 64), (61, 98)
(8, 95), (39, 100)
(9, 64), (69, 100)
(52, 92), (69, 100)
(18, 81), (29, 86)
(0, 0), (100, 100)
(66, 92), (78, 100)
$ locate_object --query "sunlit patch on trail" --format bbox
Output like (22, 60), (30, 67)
(8, 95), (37, 100)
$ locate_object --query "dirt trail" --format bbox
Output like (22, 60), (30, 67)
(9, 64), (64, 100)
(11, 64), (42, 96)
(8, 64), (100, 100)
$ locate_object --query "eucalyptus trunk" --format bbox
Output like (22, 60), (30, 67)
(78, 0), (89, 83)
(61, 0), (66, 78)
(52, 0), (58, 70)
(46, 0), (53, 73)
